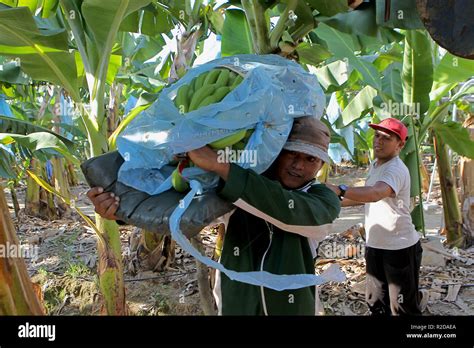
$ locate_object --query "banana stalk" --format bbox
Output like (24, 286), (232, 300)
(0, 186), (44, 315)
(51, 157), (71, 216)
(241, 0), (272, 54)
(269, 0), (298, 50)
(434, 134), (464, 247)
(25, 158), (40, 217)
(191, 234), (216, 315)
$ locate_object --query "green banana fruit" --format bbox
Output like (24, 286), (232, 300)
(188, 84), (217, 111)
(187, 79), (196, 100)
(214, 69), (230, 89)
(171, 168), (189, 192)
(197, 86), (231, 109)
(203, 69), (221, 85)
(231, 129), (254, 150)
(230, 75), (244, 90)
(228, 71), (238, 83)
(214, 86), (231, 100)
(209, 129), (247, 149)
(194, 71), (209, 90)
(175, 84), (190, 113)
(243, 129), (254, 139)
(232, 140), (246, 151)
(171, 160), (190, 192)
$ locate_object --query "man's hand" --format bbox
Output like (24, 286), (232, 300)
(187, 146), (230, 181)
(86, 187), (120, 220)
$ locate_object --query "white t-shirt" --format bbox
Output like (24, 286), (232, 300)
(364, 156), (419, 250)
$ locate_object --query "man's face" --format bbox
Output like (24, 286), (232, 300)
(276, 150), (323, 189)
(373, 130), (404, 160)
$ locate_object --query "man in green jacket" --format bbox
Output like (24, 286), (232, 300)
(88, 116), (340, 315)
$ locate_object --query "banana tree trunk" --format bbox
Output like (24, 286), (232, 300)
(51, 157), (71, 216)
(51, 92), (71, 216)
(25, 158), (40, 216)
(9, 185), (20, 218)
(107, 83), (123, 138)
(66, 161), (78, 186)
(191, 234), (216, 315)
(460, 116), (474, 242)
(138, 230), (175, 271)
(420, 160), (430, 193)
(0, 185), (44, 315)
(434, 133), (464, 247)
(39, 164), (58, 220)
(96, 216), (127, 315)
(89, 97), (127, 315)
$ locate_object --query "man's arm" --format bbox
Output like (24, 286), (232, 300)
(187, 146), (341, 232)
(326, 182), (394, 204)
(340, 198), (364, 207)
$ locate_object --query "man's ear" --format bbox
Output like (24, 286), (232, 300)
(398, 139), (406, 150)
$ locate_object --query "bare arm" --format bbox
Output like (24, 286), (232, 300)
(326, 182), (394, 205)
(341, 198), (364, 207)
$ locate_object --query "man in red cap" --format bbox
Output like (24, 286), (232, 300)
(328, 117), (423, 315)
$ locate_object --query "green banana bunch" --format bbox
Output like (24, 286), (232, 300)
(209, 129), (247, 149)
(173, 68), (244, 114)
(175, 84), (190, 113)
(170, 68), (250, 176)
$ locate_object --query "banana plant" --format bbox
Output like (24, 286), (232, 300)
(0, 78), (79, 218)
(0, 82), (69, 302)
(397, 29), (433, 234)
(0, 185), (44, 315)
(393, 30), (474, 246)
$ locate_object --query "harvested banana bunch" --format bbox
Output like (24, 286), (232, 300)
(170, 68), (250, 192)
(174, 68), (244, 114)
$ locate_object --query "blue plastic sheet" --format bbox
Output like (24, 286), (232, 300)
(0, 95), (13, 117)
(117, 54), (326, 194)
(327, 93), (354, 164)
(171, 180), (346, 291)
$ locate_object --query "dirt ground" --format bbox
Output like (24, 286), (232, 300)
(4, 164), (473, 316)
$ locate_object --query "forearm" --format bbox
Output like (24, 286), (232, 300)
(341, 198), (364, 207)
(326, 183), (386, 203)
(343, 186), (385, 203)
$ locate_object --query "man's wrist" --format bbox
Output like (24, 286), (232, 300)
(338, 184), (348, 201)
(213, 162), (231, 181)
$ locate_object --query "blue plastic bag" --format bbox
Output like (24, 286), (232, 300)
(117, 54), (325, 194)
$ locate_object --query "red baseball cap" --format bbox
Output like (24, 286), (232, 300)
(369, 118), (408, 141)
